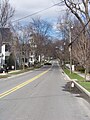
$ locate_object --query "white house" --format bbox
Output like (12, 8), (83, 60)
(0, 43), (10, 66)
(28, 34), (37, 65)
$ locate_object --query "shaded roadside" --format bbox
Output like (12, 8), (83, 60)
(62, 67), (90, 103)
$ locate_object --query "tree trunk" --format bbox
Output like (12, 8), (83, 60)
(85, 68), (87, 82)
(15, 58), (17, 70)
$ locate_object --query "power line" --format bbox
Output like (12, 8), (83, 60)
(12, 1), (64, 23)
(68, 19), (90, 46)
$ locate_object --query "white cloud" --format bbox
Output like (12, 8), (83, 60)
(9, 0), (66, 23)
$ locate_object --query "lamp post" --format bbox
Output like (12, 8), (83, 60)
(69, 26), (73, 74)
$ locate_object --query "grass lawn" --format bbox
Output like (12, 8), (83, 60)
(0, 65), (42, 79)
(0, 68), (34, 79)
(64, 68), (84, 81)
(8, 64), (42, 75)
(0, 75), (10, 79)
(9, 68), (34, 75)
(78, 81), (90, 92)
(64, 68), (90, 92)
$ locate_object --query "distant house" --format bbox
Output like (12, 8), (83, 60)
(0, 43), (11, 66)
(0, 28), (12, 66)
(28, 34), (37, 65)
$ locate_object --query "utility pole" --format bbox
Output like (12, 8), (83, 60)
(69, 26), (72, 74)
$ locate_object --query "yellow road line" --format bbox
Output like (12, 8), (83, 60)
(0, 69), (50, 99)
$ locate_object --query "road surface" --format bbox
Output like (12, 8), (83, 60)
(0, 61), (90, 120)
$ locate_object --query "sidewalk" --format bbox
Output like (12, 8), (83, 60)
(0, 70), (21, 76)
(0, 72), (7, 76)
(63, 68), (90, 100)
(8, 70), (21, 73)
(74, 71), (90, 81)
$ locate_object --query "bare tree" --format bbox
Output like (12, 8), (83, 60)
(28, 18), (52, 62)
(57, 12), (73, 67)
(60, 0), (90, 80)
(10, 23), (29, 70)
(72, 20), (90, 74)
(0, 0), (15, 55)
(0, 0), (15, 28)
(62, 0), (90, 27)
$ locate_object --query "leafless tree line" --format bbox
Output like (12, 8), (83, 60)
(57, 0), (90, 80)
(10, 17), (54, 69)
(0, 0), (55, 70)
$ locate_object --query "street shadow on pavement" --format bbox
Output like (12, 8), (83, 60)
(62, 82), (90, 103)
(62, 82), (82, 97)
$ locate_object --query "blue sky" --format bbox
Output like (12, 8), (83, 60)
(9, 0), (67, 39)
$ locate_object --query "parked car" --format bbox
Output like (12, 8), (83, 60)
(44, 62), (52, 65)
(0, 68), (4, 73)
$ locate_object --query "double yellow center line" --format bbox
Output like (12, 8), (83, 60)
(0, 69), (50, 99)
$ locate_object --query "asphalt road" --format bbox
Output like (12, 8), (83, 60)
(0, 61), (90, 120)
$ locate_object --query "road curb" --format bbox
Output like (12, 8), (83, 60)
(0, 70), (33, 80)
(7, 70), (33, 79)
(72, 80), (90, 97)
(62, 69), (90, 101)
(0, 67), (43, 80)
